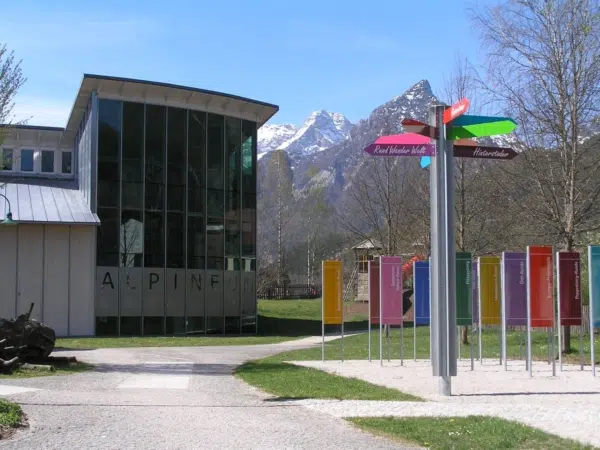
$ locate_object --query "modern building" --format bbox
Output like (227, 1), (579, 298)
(0, 74), (278, 336)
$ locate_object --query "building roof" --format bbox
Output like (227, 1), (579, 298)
(353, 239), (383, 250)
(64, 74), (279, 141)
(0, 179), (100, 225)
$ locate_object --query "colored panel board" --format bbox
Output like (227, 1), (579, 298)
(528, 246), (554, 328)
(589, 246), (600, 327)
(414, 261), (430, 325)
(503, 252), (527, 326)
(456, 252), (473, 326)
(472, 261), (479, 324)
(368, 260), (380, 325)
(558, 252), (582, 326)
(479, 256), (501, 325)
(322, 261), (343, 325)
(380, 256), (403, 325)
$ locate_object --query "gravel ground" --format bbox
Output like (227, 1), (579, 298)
(0, 337), (413, 450)
(289, 358), (600, 447)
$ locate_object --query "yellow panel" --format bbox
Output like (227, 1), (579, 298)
(479, 256), (501, 325)
(322, 261), (343, 325)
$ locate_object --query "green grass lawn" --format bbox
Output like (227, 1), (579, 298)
(349, 416), (594, 450)
(55, 335), (297, 350)
(0, 362), (93, 379)
(259, 298), (368, 322)
(0, 399), (23, 429)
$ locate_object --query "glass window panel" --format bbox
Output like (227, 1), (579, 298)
(122, 102), (144, 211)
(167, 212), (185, 268)
(242, 194), (256, 257)
(188, 111), (206, 213)
(207, 113), (224, 190)
(99, 99), (122, 162)
(242, 120), (256, 194)
(20, 149), (34, 172)
(225, 190), (240, 257)
(167, 107), (187, 198)
(144, 211), (164, 267)
(41, 150), (54, 172)
(61, 151), (72, 174)
(187, 215), (205, 269)
(145, 105), (166, 211)
(98, 99), (122, 208)
(1, 149), (12, 170)
(120, 210), (143, 267)
(207, 189), (224, 217)
(97, 207), (120, 266)
(225, 117), (241, 192)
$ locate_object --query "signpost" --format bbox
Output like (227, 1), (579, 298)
(443, 98), (470, 124)
(501, 252), (527, 370)
(526, 246), (555, 377)
(322, 260), (343, 362)
(380, 256), (403, 365)
(363, 99), (518, 395)
(368, 259), (380, 362)
(456, 252), (473, 369)
(478, 256), (501, 365)
(446, 116), (517, 140)
(472, 261), (480, 361)
(588, 246), (600, 376)
(556, 252), (582, 371)
(413, 260), (430, 361)
(452, 145), (518, 160)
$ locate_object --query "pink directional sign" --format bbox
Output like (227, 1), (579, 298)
(380, 256), (403, 325)
(364, 133), (435, 157)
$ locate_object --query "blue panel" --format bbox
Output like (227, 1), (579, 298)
(590, 246), (600, 327)
(414, 261), (430, 325)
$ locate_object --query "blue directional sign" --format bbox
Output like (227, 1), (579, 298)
(414, 261), (430, 325)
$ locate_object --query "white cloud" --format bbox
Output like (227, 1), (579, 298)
(11, 96), (73, 128)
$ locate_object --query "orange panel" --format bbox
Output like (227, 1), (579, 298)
(322, 261), (343, 325)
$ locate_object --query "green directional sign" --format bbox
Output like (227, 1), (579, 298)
(446, 115), (517, 140)
(456, 252), (473, 326)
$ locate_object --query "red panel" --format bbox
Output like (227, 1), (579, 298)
(558, 252), (582, 326)
(369, 260), (380, 324)
(528, 246), (554, 328)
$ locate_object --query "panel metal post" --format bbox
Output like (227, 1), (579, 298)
(429, 104), (456, 396)
(501, 252), (508, 370)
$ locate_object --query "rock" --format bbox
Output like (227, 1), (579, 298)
(0, 303), (56, 361)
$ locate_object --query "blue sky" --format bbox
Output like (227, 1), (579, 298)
(4, 0), (492, 127)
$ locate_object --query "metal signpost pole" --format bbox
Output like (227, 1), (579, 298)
(556, 252), (562, 371)
(430, 104), (456, 396)
(368, 261), (372, 362)
(589, 246), (595, 377)
(502, 253), (508, 371)
(526, 247), (533, 377)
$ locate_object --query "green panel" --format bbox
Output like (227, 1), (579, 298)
(456, 252), (473, 325)
(446, 117), (517, 140)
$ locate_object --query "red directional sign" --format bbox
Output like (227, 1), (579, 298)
(443, 98), (470, 124)
(364, 143), (435, 156)
(401, 118), (439, 139)
(453, 145), (518, 160)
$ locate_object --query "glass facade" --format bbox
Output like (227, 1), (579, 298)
(95, 99), (257, 335)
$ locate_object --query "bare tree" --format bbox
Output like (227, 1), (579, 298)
(470, 0), (600, 352)
(0, 43), (26, 145)
(259, 150), (295, 284)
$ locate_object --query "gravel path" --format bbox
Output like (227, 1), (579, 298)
(0, 337), (412, 450)
(289, 358), (600, 447)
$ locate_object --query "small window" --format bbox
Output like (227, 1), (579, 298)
(61, 151), (72, 174)
(1, 149), (13, 170)
(20, 149), (34, 172)
(41, 150), (54, 173)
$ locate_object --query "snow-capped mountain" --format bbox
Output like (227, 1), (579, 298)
(258, 110), (353, 159)
(257, 124), (298, 159)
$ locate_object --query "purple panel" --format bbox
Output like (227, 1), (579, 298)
(472, 261), (479, 324)
(503, 252), (527, 326)
(380, 256), (403, 325)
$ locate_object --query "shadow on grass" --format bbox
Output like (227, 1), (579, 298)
(257, 315), (369, 336)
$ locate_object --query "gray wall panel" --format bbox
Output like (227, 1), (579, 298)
(17, 225), (43, 320)
(186, 271), (204, 316)
(96, 267), (119, 316)
(0, 227), (17, 320)
(166, 269), (185, 316)
(144, 268), (165, 316)
(43, 225), (70, 336)
(69, 226), (95, 335)
(120, 267), (142, 316)
(205, 270), (223, 317)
